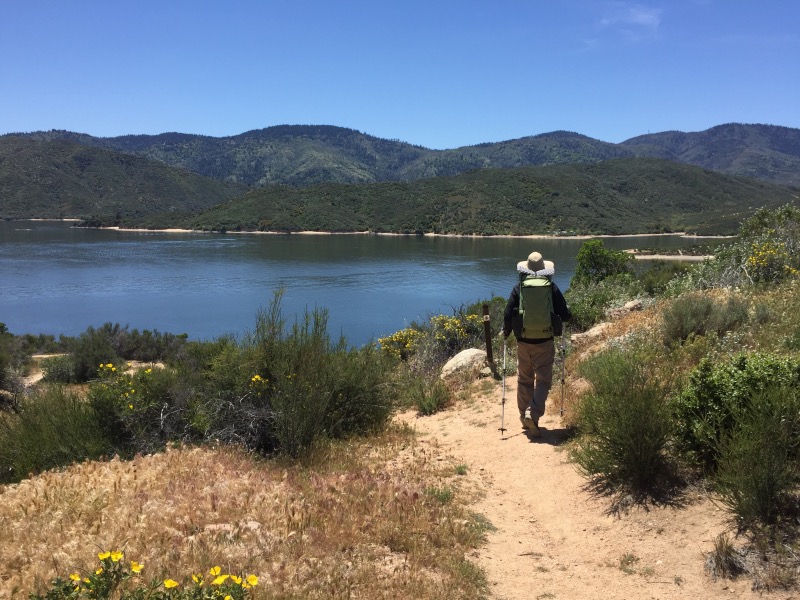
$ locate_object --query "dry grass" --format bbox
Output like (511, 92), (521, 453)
(0, 427), (488, 599)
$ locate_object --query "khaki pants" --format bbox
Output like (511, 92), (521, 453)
(516, 339), (555, 421)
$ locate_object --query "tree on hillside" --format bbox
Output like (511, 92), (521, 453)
(571, 239), (635, 285)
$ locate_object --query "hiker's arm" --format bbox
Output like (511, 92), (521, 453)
(552, 284), (572, 322)
(502, 286), (519, 337)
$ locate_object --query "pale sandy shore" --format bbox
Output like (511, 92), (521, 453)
(87, 225), (733, 241)
(633, 253), (712, 261)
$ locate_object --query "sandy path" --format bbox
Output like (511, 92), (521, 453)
(401, 374), (792, 600)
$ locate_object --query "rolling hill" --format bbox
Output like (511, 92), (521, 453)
(0, 136), (248, 219)
(9, 123), (800, 188)
(181, 158), (799, 236)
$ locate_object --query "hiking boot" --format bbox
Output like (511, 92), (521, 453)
(523, 409), (536, 432)
(520, 414), (529, 429)
(528, 420), (542, 438)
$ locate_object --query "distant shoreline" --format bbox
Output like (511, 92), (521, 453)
(5, 220), (732, 250)
(77, 225), (733, 241)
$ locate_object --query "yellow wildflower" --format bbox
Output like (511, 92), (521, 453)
(192, 573), (203, 584)
(246, 574), (259, 587)
(209, 566), (221, 576)
(230, 575), (242, 585)
(225, 596), (232, 600)
(212, 574), (229, 585)
(131, 561), (144, 573)
(110, 551), (123, 562)
(98, 551), (111, 560)
(69, 573), (81, 582)
(95, 567), (104, 575)
(163, 579), (179, 589)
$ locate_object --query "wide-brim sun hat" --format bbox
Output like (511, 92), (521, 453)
(517, 251), (555, 277)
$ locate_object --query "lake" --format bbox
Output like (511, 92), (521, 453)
(0, 221), (709, 346)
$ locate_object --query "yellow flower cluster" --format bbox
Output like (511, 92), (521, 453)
(746, 240), (799, 281)
(249, 373), (268, 389)
(430, 314), (481, 342)
(378, 327), (423, 360)
(185, 566), (259, 590)
(59, 552), (259, 598)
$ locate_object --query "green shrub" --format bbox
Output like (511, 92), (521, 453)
(565, 274), (640, 332)
(216, 294), (394, 457)
(42, 354), (78, 384)
(637, 260), (692, 296)
(714, 386), (800, 527)
(324, 342), (394, 437)
(412, 374), (451, 416)
(661, 293), (749, 346)
(0, 386), (112, 483)
(88, 364), (189, 455)
(66, 326), (120, 383)
(673, 353), (800, 471)
(571, 344), (673, 493)
(571, 239), (634, 286)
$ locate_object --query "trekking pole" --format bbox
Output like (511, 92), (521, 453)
(559, 326), (567, 417)
(499, 336), (507, 437)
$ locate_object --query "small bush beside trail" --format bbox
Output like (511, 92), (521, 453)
(0, 386), (112, 483)
(661, 293), (749, 346)
(565, 274), (639, 332)
(571, 342), (674, 495)
(714, 385), (800, 527)
(673, 352), (800, 472)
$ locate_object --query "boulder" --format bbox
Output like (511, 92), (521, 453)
(604, 298), (644, 320)
(440, 348), (487, 380)
(571, 322), (612, 346)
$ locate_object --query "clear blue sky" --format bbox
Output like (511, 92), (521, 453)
(2, 0), (798, 149)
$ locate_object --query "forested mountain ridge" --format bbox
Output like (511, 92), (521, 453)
(0, 136), (247, 219)
(8, 123), (800, 187)
(621, 123), (800, 186)
(180, 158), (798, 236)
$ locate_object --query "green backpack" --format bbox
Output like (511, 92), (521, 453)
(518, 274), (557, 338)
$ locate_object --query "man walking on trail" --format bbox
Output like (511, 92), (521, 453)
(502, 251), (571, 437)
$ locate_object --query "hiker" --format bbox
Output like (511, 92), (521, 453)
(501, 251), (571, 437)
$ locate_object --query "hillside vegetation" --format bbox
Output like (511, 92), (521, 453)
(183, 158), (797, 235)
(0, 136), (247, 219)
(9, 123), (800, 186)
(3, 124), (799, 233)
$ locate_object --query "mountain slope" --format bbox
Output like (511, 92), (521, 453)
(0, 136), (247, 219)
(184, 158), (797, 236)
(622, 123), (800, 186)
(12, 123), (800, 187)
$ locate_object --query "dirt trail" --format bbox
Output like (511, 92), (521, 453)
(401, 374), (793, 600)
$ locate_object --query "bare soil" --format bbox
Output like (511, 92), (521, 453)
(399, 373), (795, 600)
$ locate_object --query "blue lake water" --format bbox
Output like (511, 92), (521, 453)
(0, 221), (710, 346)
